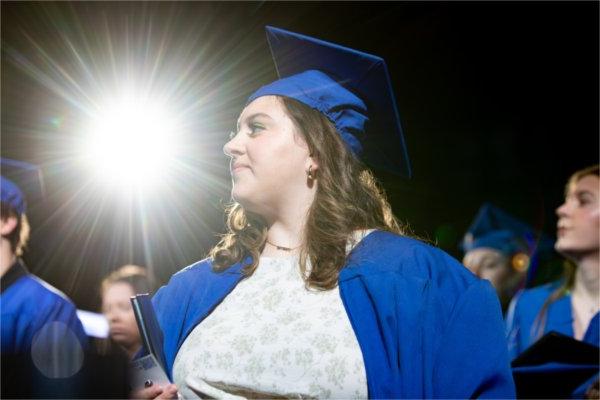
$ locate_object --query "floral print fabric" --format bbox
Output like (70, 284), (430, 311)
(173, 253), (368, 399)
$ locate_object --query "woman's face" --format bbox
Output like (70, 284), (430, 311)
(101, 282), (141, 349)
(462, 248), (513, 289)
(223, 96), (312, 215)
(555, 174), (600, 257)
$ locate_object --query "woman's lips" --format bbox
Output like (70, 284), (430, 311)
(109, 326), (129, 335)
(231, 164), (251, 174)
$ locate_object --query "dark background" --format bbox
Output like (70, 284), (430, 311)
(2, 1), (598, 311)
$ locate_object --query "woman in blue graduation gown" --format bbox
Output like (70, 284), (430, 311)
(506, 165), (599, 357)
(506, 165), (599, 397)
(141, 27), (515, 399)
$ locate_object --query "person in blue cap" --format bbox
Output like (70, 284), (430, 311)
(461, 203), (555, 312)
(136, 27), (515, 399)
(506, 164), (599, 397)
(1, 158), (87, 376)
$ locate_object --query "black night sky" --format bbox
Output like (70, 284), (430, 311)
(1, 2), (598, 311)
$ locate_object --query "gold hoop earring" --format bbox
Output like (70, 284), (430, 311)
(307, 165), (314, 180)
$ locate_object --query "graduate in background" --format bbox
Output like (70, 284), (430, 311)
(461, 203), (555, 312)
(100, 264), (153, 359)
(506, 165), (599, 356)
(136, 26), (515, 399)
(0, 158), (87, 379)
(506, 165), (599, 397)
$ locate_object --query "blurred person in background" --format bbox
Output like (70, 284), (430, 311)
(1, 158), (87, 357)
(506, 164), (599, 397)
(1, 158), (88, 399)
(100, 264), (153, 359)
(461, 203), (555, 312)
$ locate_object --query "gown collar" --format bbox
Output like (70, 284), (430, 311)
(0, 259), (28, 294)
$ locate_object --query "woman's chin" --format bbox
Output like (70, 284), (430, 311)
(231, 187), (255, 207)
(110, 334), (134, 347)
(555, 242), (589, 260)
(231, 190), (247, 205)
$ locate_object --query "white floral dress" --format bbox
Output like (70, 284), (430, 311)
(172, 234), (371, 399)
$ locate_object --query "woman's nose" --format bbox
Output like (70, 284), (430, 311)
(556, 201), (569, 218)
(104, 310), (119, 323)
(223, 133), (244, 157)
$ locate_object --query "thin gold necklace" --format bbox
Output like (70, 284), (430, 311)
(265, 240), (300, 252)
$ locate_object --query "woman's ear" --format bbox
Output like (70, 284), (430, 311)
(306, 154), (319, 173)
(0, 215), (18, 236)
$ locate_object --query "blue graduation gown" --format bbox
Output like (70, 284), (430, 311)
(0, 261), (88, 354)
(153, 230), (516, 398)
(506, 282), (599, 397)
(506, 282), (599, 359)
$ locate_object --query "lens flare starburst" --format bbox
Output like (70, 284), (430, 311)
(84, 95), (176, 190)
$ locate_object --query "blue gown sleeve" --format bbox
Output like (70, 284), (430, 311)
(505, 290), (523, 360)
(1, 279), (88, 354)
(48, 296), (89, 350)
(26, 290), (89, 356)
(433, 279), (516, 398)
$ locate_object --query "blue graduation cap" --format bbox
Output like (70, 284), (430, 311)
(1, 158), (45, 215)
(248, 26), (411, 177)
(461, 203), (554, 273)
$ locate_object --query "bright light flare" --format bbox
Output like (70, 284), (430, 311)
(84, 96), (177, 190)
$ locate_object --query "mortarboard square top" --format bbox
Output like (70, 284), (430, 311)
(461, 203), (553, 258)
(247, 26), (411, 178)
(1, 158), (45, 215)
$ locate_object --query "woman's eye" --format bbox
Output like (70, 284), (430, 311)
(482, 260), (502, 271)
(576, 194), (593, 206)
(578, 198), (590, 206)
(248, 123), (264, 136)
(228, 123), (264, 139)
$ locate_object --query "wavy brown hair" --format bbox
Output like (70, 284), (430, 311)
(532, 164), (599, 338)
(210, 96), (408, 290)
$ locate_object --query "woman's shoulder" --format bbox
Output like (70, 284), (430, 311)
(351, 229), (448, 257)
(14, 274), (77, 312)
(155, 257), (245, 300)
(345, 230), (502, 333)
(172, 257), (214, 278)
(346, 230), (479, 289)
(512, 281), (563, 309)
(151, 258), (208, 301)
(505, 282), (564, 342)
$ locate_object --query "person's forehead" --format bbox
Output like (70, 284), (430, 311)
(466, 247), (505, 261)
(572, 175), (599, 195)
(238, 96), (284, 123)
(103, 281), (135, 298)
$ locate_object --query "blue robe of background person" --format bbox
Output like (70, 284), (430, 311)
(506, 282), (599, 397)
(0, 260), (88, 354)
(505, 165), (600, 398)
(1, 158), (88, 355)
(152, 231), (516, 399)
(506, 281), (599, 360)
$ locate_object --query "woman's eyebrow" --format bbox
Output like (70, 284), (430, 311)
(236, 113), (273, 131)
(575, 189), (596, 199)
